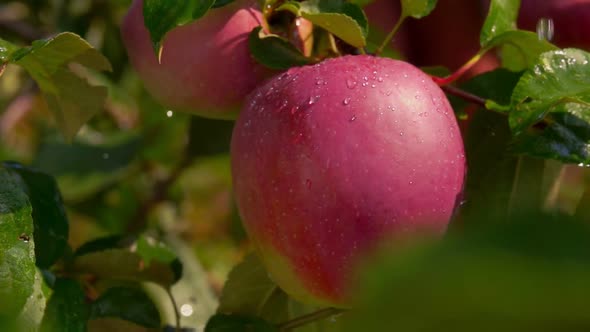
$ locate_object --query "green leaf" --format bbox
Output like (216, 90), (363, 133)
(0, 38), (18, 62)
(4, 162), (69, 269)
(400, 0), (437, 19)
(0, 169), (35, 321)
(281, 0), (367, 48)
(346, 213), (590, 331)
(90, 287), (161, 328)
(248, 27), (312, 70)
(480, 0), (521, 46)
(40, 279), (89, 332)
(205, 314), (278, 332)
(142, 0), (216, 53)
(218, 253), (289, 324)
(510, 49), (590, 135)
(8, 269), (48, 332)
(486, 30), (557, 71)
(12, 33), (112, 141)
(71, 235), (182, 287)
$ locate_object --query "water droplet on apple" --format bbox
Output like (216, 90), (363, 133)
(349, 115), (357, 122)
(343, 98), (351, 105)
(346, 79), (357, 89)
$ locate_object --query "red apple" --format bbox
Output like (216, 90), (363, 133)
(406, 0), (498, 78)
(121, 0), (269, 119)
(231, 55), (466, 306)
(518, 0), (590, 50)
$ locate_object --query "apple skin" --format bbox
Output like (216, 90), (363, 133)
(121, 0), (269, 119)
(518, 0), (590, 50)
(231, 55), (466, 307)
(406, 0), (498, 78)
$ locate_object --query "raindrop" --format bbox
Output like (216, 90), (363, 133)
(378, 77), (384, 82)
(308, 95), (319, 105)
(180, 304), (194, 317)
(536, 18), (554, 42)
(399, 132), (404, 136)
(371, 84), (376, 88)
(346, 79), (357, 89)
(343, 98), (351, 105)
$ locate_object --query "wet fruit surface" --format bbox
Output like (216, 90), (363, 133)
(231, 55), (466, 307)
(121, 0), (268, 119)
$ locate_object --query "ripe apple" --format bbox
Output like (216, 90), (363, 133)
(518, 0), (590, 50)
(406, 0), (498, 78)
(121, 0), (269, 119)
(231, 55), (466, 307)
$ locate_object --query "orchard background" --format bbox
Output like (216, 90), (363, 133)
(1, 0), (590, 331)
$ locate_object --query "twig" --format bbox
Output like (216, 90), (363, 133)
(278, 308), (346, 331)
(441, 85), (487, 108)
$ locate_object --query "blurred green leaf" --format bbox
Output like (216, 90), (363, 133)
(40, 279), (89, 332)
(4, 162), (69, 269)
(480, 0), (520, 46)
(218, 253), (289, 324)
(0, 168), (35, 323)
(205, 314), (278, 332)
(11, 32), (111, 141)
(71, 235), (182, 287)
(90, 287), (161, 328)
(487, 30), (557, 71)
(0, 38), (18, 62)
(346, 213), (590, 332)
(248, 27), (312, 70)
(400, 0), (437, 19)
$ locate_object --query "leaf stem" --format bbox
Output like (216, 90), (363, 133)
(278, 308), (346, 331)
(166, 288), (182, 332)
(432, 47), (490, 86)
(375, 16), (406, 56)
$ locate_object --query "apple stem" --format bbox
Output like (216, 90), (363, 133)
(375, 16), (406, 56)
(432, 48), (489, 86)
(277, 307), (346, 331)
(441, 85), (487, 108)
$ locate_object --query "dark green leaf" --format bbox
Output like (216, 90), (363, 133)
(455, 69), (522, 225)
(218, 253), (289, 324)
(188, 116), (234, 157)
(400, 0), (437, 19)
(480, 0), (521, 46)
(12, 33), (112, 141)
(90, 287), (161, 328)
(205, 314), (278, 332)
(142, 0), (215, 53)
(0, 169), (35, 320)
(40, 279), (89, 332)
(4, 162), (69, 269)
(212, 0), (235, 8)
(248, 27), (312, 70)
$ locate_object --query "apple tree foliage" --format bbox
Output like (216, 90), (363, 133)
(1, 0), (590, 331)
